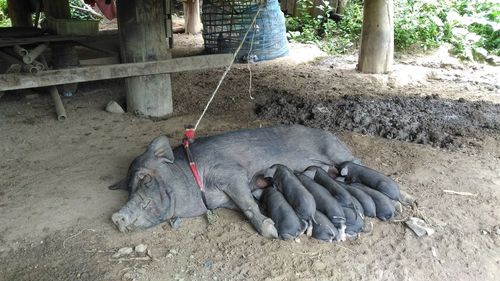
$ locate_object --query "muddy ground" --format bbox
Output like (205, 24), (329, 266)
(0, 32), (499, 281)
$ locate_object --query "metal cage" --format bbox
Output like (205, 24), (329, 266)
(201, 0), (289, 62)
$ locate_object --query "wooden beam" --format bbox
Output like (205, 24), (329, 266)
(0, 54), (233, 91)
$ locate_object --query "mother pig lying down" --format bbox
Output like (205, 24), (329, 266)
(109, 125), (413, 241)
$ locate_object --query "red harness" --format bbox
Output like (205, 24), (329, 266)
(182, 126), (205, 193)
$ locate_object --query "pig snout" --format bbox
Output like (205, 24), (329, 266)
(112, 209), (136, 232)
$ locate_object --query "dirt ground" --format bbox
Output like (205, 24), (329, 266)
(0, 31), (499, 281)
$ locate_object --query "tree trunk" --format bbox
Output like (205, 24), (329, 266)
(7, 0), (33, 27)
(357, 0), (394, 74)
(336, 0), (348, 14)
(183, 0), (201, 34)
(116, 0), (173, 117)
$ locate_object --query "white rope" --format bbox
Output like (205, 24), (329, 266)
(194, 5), (263, 130)
(247, 21), (258, 100)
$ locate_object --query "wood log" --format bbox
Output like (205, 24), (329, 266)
(117, 0), (174, 117)
(357, 0), (394, 74)
(183, 0), (201, 35)
(0, 54), (233, 91)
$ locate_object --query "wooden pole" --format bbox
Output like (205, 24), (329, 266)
(7, 0), (33, 27)
(183, 0), (201, 34)
(116, 0), (173, 117)
(357, 0), (394, 74)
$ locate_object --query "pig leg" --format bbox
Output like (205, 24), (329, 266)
(217, 168), (278, 238)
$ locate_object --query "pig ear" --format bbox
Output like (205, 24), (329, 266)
(108, 179), (128, 190)
(148, 135), (174, 163)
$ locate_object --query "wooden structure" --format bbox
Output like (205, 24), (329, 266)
(1, 0), (395, 119)
(357, 0), (394, 74)
(1, 0), (232, 119)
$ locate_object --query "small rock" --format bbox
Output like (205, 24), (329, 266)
(312, 261), (326, 271)
(112, 247), (133, 258)
(405, 217), (434, 237)
(495, 227), (500, 235)
(166, 253), (173, 258)
(202, 259), (214, 269)
(294, 238), (301, 243)
(105, 101), (125, 114)
(135, 244), (147, 254)
(169, 249), (178, 255)
(480, 229), (489, 235)
(431, 247), (438, 258)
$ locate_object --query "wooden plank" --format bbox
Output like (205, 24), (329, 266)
(79, 56), (119, 66)
(0, 54), (233, 91)
(0, 33), (118, 48)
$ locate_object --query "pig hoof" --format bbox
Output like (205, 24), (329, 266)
(260, 218), (278, 239)
(306, 224), (313, 237)
(169, 217), (182, 229)
(399, 190), (416, 206)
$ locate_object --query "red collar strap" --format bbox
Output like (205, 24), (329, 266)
(183, 126), (205, 193)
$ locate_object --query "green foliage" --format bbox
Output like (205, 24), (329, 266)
(286, 0), (500, 60)
(0, 0), (10, 27)
(394, 0), (449, 51)
(70, 0), (101, 20)
(286, 0), (363, 55)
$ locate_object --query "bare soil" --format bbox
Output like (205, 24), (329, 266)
(0, 33), (499, 281)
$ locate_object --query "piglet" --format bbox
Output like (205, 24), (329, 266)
(261, 187), (307, 240)
(312, 211), (339, 242)
(266, 164), (317, 235)
(351, 183), (395, 221)
(297, 173), (346, 240)
(339, 161), (401, 201)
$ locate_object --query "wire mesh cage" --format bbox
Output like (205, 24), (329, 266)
(201, 0), (289, 62)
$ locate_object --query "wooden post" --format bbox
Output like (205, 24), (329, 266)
(183, 0), (201, 34)
(116, 0), (173, 117)
(7, 0), (33, 27)
(357, 0), (394, 74)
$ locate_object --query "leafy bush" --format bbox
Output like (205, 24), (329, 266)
(0, 0), (10, 27)
(285, 0), (500, 61)
(70, 0), (101, 20)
